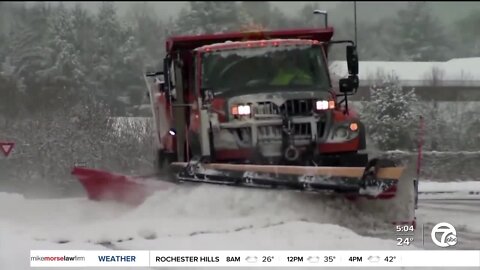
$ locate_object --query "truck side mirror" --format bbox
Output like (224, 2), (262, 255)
(349, 75), (359, 89)
(339, 75), (359, 93)
(339, 77), (354, 93)
(346, 45), (358, 75)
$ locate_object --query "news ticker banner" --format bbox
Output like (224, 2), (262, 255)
(30, 250), (480, 267)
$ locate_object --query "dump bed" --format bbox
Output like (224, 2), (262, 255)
(166, 27), (334, 53)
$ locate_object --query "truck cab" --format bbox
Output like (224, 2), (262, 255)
(146, 27), (366, 171)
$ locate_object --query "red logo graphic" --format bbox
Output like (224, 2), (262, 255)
(0, 142), (15, 157)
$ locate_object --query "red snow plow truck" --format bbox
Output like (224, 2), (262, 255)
(72, 15), (417, 226)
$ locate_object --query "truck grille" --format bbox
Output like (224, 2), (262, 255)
(254, 99), (315, 117)
(255, 102), (279, 116)
(232, 99), (327, 147)
(257, 123), (315, 144)
(282, 99), (315, 116)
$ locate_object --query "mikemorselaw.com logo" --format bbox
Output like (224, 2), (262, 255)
(30, 255), (85, 262)
(431, 222), (458, 248)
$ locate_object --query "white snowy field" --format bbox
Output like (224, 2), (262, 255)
(419, 180), (480, 202)
(419, 180), (480, 194)
(1, 181), (479, 270)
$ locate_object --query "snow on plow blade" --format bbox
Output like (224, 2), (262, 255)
(71, 167), (172, 206)
(170, 159), (405, 200)
(71, 159), (406, 206)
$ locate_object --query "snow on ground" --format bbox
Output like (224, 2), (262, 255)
(0, 185), (403, 269)
(0, 227), (110, 270)
(416, 180), (480, 235)
(0, 185), (393, 245)
(417, 200), (480, 235)
(1, 181), (478, 269)
(419, 180), (480, 193)
(419, 180), (480, 202)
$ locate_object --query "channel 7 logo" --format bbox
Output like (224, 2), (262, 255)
(431, 222), (458, 248)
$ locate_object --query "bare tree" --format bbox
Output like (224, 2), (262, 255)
(424, 66), (445, 87)
(422, 66), (445, 150)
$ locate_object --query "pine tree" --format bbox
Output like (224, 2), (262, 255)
(71, 4), (97, 94)
(33, 4), (87, 112)
(5, 6), (52, 114)
(91, 2), (125, 115)
(293, 2), (322, 28)
(175, 2), (250, 35)
(268, 7), (293, 30)
(125, 2), (166, 68)
(115, 34), (145, 115)
(392, 2), (451, 61)
(361, 71), (419, 150)
(453, 9), (480, 57)
(0, 58), (24, 125)
(240, 2), (271, 28)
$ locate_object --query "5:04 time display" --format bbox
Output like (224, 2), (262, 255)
(396, 225), (415, 232)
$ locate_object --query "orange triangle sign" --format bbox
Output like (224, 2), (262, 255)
(0, 142), (14, 157)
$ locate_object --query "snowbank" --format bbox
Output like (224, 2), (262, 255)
(0, 226), (110, 270)
(0, 186), (412, 270)
(5, 178), (480, 268)
(114, 220), (408, 251)
(1, 180), (476, 270)
(0, 185), (393, 244)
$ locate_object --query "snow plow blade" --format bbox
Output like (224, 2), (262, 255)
(72, 167), (173, 206)
(71, 158), (405, 205)
(170, 158), (404, 199)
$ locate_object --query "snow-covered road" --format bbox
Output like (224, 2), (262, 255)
(1, 180), (479, 269)
(414, 198), (480, 250)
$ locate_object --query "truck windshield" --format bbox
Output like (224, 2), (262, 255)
(200, 45), (330, 95)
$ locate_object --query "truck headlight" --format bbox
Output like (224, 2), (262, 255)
(231, 104), (251, 116)
(334, 127), (349, 140)
(328, 121), (360, 143)
(316, 100), (335, 110)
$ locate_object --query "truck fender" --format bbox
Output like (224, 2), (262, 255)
(358, 121), (366, 150)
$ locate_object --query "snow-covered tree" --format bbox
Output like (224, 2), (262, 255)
(361, 71), (419, 151)
(174, 2), (251, 35)
(26, 4), (86, 112)
(124, 2), (166, 68)
(392, 2), (451, 61)
(453, 9), (480, 57)
(0, 58), (25, 125)
(95, 2), (122, 57)
(5, 13), (52, 114)
(239, 2), (295, 30)
(293, 2), (323, 28)
(90, 2), (128, 115)
(114, 34), (146, 115)
(45, 5), (84, 84)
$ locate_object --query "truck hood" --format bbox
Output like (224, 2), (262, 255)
(227, 90), (332, 106)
